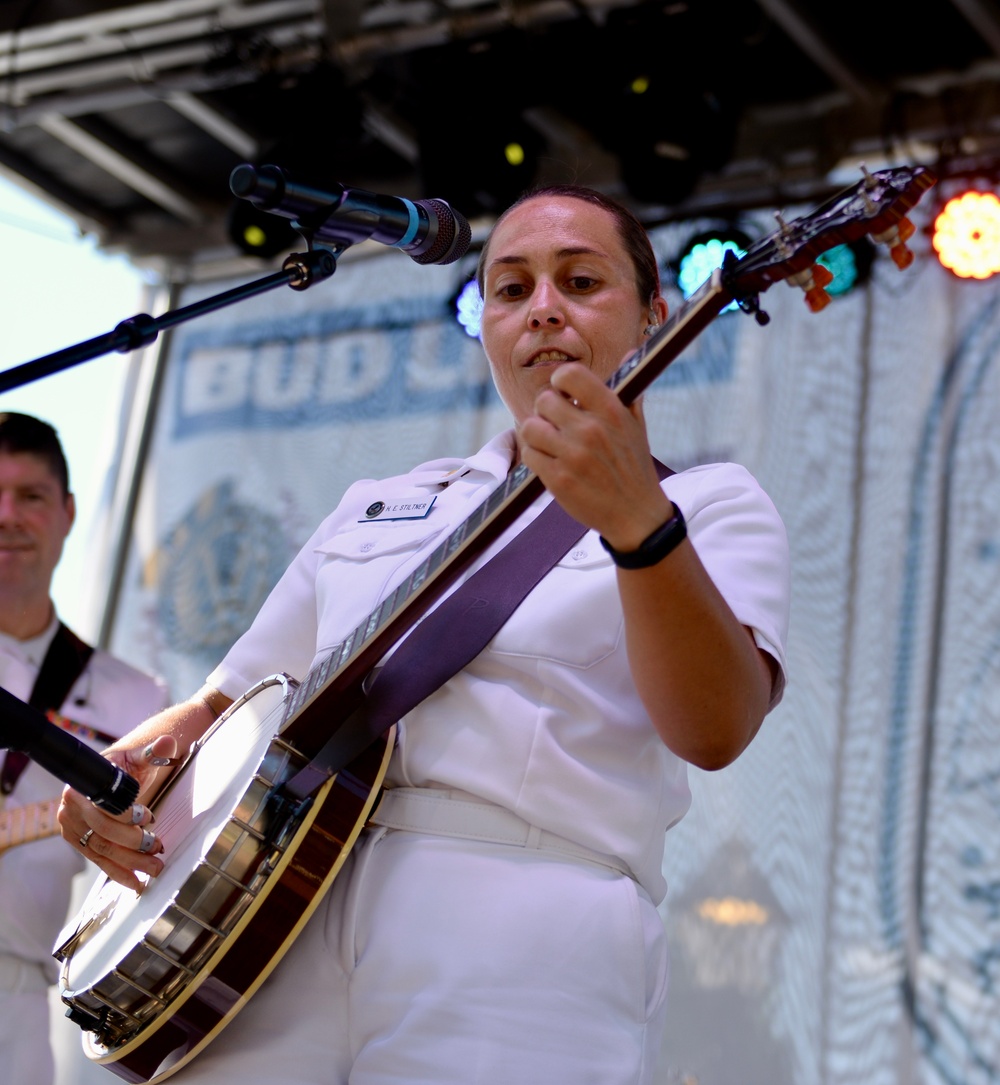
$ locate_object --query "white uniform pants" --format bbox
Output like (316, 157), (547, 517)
(176, 826), (670, 1084)
(0, 953), (55, 1085)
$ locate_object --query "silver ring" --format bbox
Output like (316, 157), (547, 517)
(138, 827), (156, 854)
(144, 742), (175, 768)
(79, 829), (94, 849)
(130, 803), (145, 825)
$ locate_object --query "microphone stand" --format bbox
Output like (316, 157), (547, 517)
(0, 247), (338, 394)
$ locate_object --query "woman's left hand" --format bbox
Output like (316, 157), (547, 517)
(57, 733), (180, 892)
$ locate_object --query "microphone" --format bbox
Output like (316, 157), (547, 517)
(0, 686), (139, 814)
(230, 163), (472, 266)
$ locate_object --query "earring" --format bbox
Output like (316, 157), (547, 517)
(643, 323), (658, 337)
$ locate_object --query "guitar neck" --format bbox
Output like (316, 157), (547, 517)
(280, 275), (733, 751)
(0, 797), (62, 855)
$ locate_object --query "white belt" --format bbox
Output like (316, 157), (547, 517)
(369, 787), (632, 878)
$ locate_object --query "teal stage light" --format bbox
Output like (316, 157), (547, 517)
(673, 229), (873, 309)
(815, 238), (875, 296)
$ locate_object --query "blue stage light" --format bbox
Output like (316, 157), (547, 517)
(454, 275), (483, 339)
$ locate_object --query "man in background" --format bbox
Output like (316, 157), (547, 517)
(0, 412), (169, 1085)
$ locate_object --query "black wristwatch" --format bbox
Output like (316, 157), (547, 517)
(599, 503), (687, 569)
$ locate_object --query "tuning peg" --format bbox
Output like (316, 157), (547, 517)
(871, 216), (916, 269)
(786, 261), (834, 312)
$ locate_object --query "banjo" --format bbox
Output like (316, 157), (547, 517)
(54, 165), (936, 1083)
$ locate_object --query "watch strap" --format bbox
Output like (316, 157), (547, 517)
(600, 502), (687, 569)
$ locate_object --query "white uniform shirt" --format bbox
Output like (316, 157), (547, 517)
(0, 617), (169, 975)
(208, 430), (790, 904)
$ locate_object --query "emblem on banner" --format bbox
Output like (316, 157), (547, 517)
(155, 479), (292, 659)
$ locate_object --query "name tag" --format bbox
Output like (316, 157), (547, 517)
(360, 495), (437, 522)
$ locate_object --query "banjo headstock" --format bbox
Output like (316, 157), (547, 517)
(723, 164), (937, 316)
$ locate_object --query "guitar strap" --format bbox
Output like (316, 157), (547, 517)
(283, 459), (674, 799)
(1, 623), (96, 795)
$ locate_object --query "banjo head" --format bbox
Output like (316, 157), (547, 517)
(58, 676), (296, 1038)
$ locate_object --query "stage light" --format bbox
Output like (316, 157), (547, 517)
(408, 33), (548, 216)
(613, 78), (739, 206)
(673, 228), (752, 311)
(672, 229), (874, 309)
(226, 199), (300, 259)
(932, 190), (1000, 279)
(452, 274), (483, 339)
(419, 114), (544, 218)
(815, 238), (875, 297)
(504, 142), (525, 168)
(594, 0), (740, 207)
